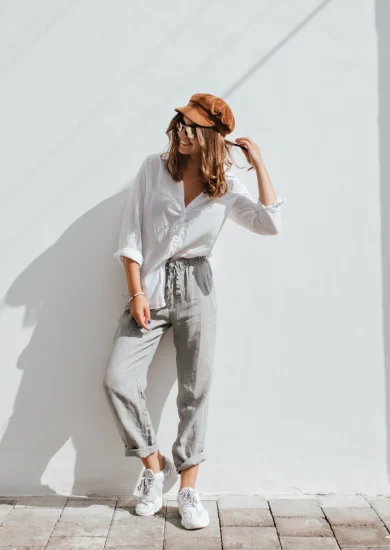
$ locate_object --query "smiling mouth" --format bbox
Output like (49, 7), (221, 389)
(180, 140), (191, 145)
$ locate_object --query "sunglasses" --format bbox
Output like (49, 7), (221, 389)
(175, 117), (248, 151)
(224, 138), (248, 150)
(176, 119), (199, 140)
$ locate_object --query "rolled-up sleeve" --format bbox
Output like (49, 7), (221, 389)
(228, 174), (286, 235)
(114, 157), (148, 266)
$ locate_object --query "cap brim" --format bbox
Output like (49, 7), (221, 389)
(174, 105), (214, 127)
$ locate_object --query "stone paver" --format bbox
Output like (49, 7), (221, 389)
(218, 495), (269, 508)
(0, 500), (16, 526)
(318, 495), (371, 508)
(222, 526), (281, 549)
(364, 494), (390, 502)
(14, 495), (68, 509)
(105, 500), (165, 548)
(165, 539), (222, 549)
(323, 506), (384, 526)
(0, 493), (389, 548)
(371, 499), (390, 527)
(46, 536), (106, 549)
(280, 536), (340, 549)
(275, 516), (333, 537)
(219, 507), (274, 527)
(269, 498), (324, 518)
(0, 507), (62, 547)
(332, 525), (390, 547)
(52, 498), (116, 537)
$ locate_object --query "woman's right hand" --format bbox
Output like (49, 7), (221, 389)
(129, 295), (151, 330)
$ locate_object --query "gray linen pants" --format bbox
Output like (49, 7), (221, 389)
(103, 256), (217, 474)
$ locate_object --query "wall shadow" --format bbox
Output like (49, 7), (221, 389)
(0, 189), (177, 496)
(376, 0), (390, 485)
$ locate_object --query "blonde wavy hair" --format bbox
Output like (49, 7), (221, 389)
(160, 112), (253, 199)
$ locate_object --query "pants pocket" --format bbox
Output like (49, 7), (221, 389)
(192, 260), (217, 312)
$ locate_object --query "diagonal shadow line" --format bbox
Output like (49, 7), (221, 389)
(222, 0), (334, 98)
(3, 1), (331, 245)
(4, 0), (272, 208)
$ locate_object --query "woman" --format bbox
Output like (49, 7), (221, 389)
(103, 93), (285, 530)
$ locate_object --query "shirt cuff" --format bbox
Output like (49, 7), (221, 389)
(257, 196), (286, 213)
(114, 247), (143, 267)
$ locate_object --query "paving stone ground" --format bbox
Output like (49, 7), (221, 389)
(1, 493), (390, 548)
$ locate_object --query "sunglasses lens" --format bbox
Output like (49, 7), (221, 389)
(176, 120), (196, 140)
(186, 127), (195, 139)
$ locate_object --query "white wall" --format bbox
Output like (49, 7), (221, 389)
(1, 0), (388, 496)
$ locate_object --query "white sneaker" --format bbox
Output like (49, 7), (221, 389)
(177, 487), (209, 529)
(135, 455), (175, 517)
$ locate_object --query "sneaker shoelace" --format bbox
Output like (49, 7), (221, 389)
(179, 489), (202, 511)
(137, 476), (154, 499)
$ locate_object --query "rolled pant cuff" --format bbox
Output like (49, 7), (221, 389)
(176, 452), (206, 473)
(125, 442), (159, 458)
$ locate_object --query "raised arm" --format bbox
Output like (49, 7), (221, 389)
(228, 174), (285, 235)
(228, 136), (285, 235)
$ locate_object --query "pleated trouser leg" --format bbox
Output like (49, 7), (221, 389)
(102, 256), (217, 473)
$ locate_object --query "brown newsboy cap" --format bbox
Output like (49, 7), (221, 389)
(174, 93), (235, 137)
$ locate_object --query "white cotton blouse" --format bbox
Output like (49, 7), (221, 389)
(114, 153), (286, 310)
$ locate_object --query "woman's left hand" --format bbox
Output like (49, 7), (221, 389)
(235, 137), (263, 168)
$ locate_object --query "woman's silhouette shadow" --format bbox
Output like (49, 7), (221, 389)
(1, 189), (177, 496)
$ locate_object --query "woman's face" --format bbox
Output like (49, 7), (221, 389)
(177, 114), (201, 156)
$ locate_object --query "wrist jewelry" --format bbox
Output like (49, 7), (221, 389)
(128, 292), (144, 304)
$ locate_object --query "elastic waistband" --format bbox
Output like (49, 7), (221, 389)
(165, 256), (209, 270)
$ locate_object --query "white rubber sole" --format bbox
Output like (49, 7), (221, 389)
(135, 496), (163, 516)
(179, 511), (209, 529)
